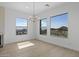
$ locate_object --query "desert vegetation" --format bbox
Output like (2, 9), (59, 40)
(50, 26), (68, 37)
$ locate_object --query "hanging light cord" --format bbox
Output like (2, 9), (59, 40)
(33, 2), (35, 17)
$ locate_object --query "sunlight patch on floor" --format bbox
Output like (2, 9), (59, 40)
(17, 41), (34, 49)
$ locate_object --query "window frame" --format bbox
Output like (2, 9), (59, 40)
(16, 17), (28, 35)
(40, 18), (47, 35)
(50, 13), (68, 38)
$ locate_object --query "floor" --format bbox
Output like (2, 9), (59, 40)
(0, 39), (79, 57)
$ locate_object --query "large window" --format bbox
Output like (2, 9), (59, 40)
(16, 18), (28, 35)
(40, 18), (47, 35)
(50, 13), (68, 38)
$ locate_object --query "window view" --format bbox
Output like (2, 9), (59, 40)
(16, 18), (28, 35)
(40, 18), (47, 35)
(50, 13), (68, 38)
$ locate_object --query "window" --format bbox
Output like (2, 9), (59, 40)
(50, 13), (68, 38)
(40, 18), (47, 35)
(16, 18), (28, 35)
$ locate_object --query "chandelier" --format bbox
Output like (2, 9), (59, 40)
(28, 2), (40, 22)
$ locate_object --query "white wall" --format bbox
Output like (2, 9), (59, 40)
(36, 3), (79, 51)
(0, 7), (5, 34)
(4, 8), (35, 44)
(2, 2), (79, 52)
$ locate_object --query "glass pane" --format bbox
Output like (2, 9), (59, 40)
(16, 18), (27, 35)
(50, 13), (68, 38)
(40, 18), (47, 35)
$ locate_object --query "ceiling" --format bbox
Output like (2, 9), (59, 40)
(0, 2), (63, 16)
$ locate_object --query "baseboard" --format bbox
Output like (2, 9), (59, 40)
(37, 39), (79, 53)
(3, 39), (34, 46)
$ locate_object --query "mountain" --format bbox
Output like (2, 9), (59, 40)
(51, 26), (68, 31)
(58, 26), (68, 31)
(16, 26), (27, 30)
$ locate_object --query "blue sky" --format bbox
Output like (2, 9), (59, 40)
(41, 19), (47, 27)
(16, 18), (27, 26)
(41, 13), (68, 28)
(51, 13), (68, 28)
(16, 13), (68, 28)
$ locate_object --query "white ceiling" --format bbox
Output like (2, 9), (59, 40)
(0, 2), (63, 15)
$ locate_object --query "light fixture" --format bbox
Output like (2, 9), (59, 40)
(45, 4), (50, 7)
(27, 2), (40, 22)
